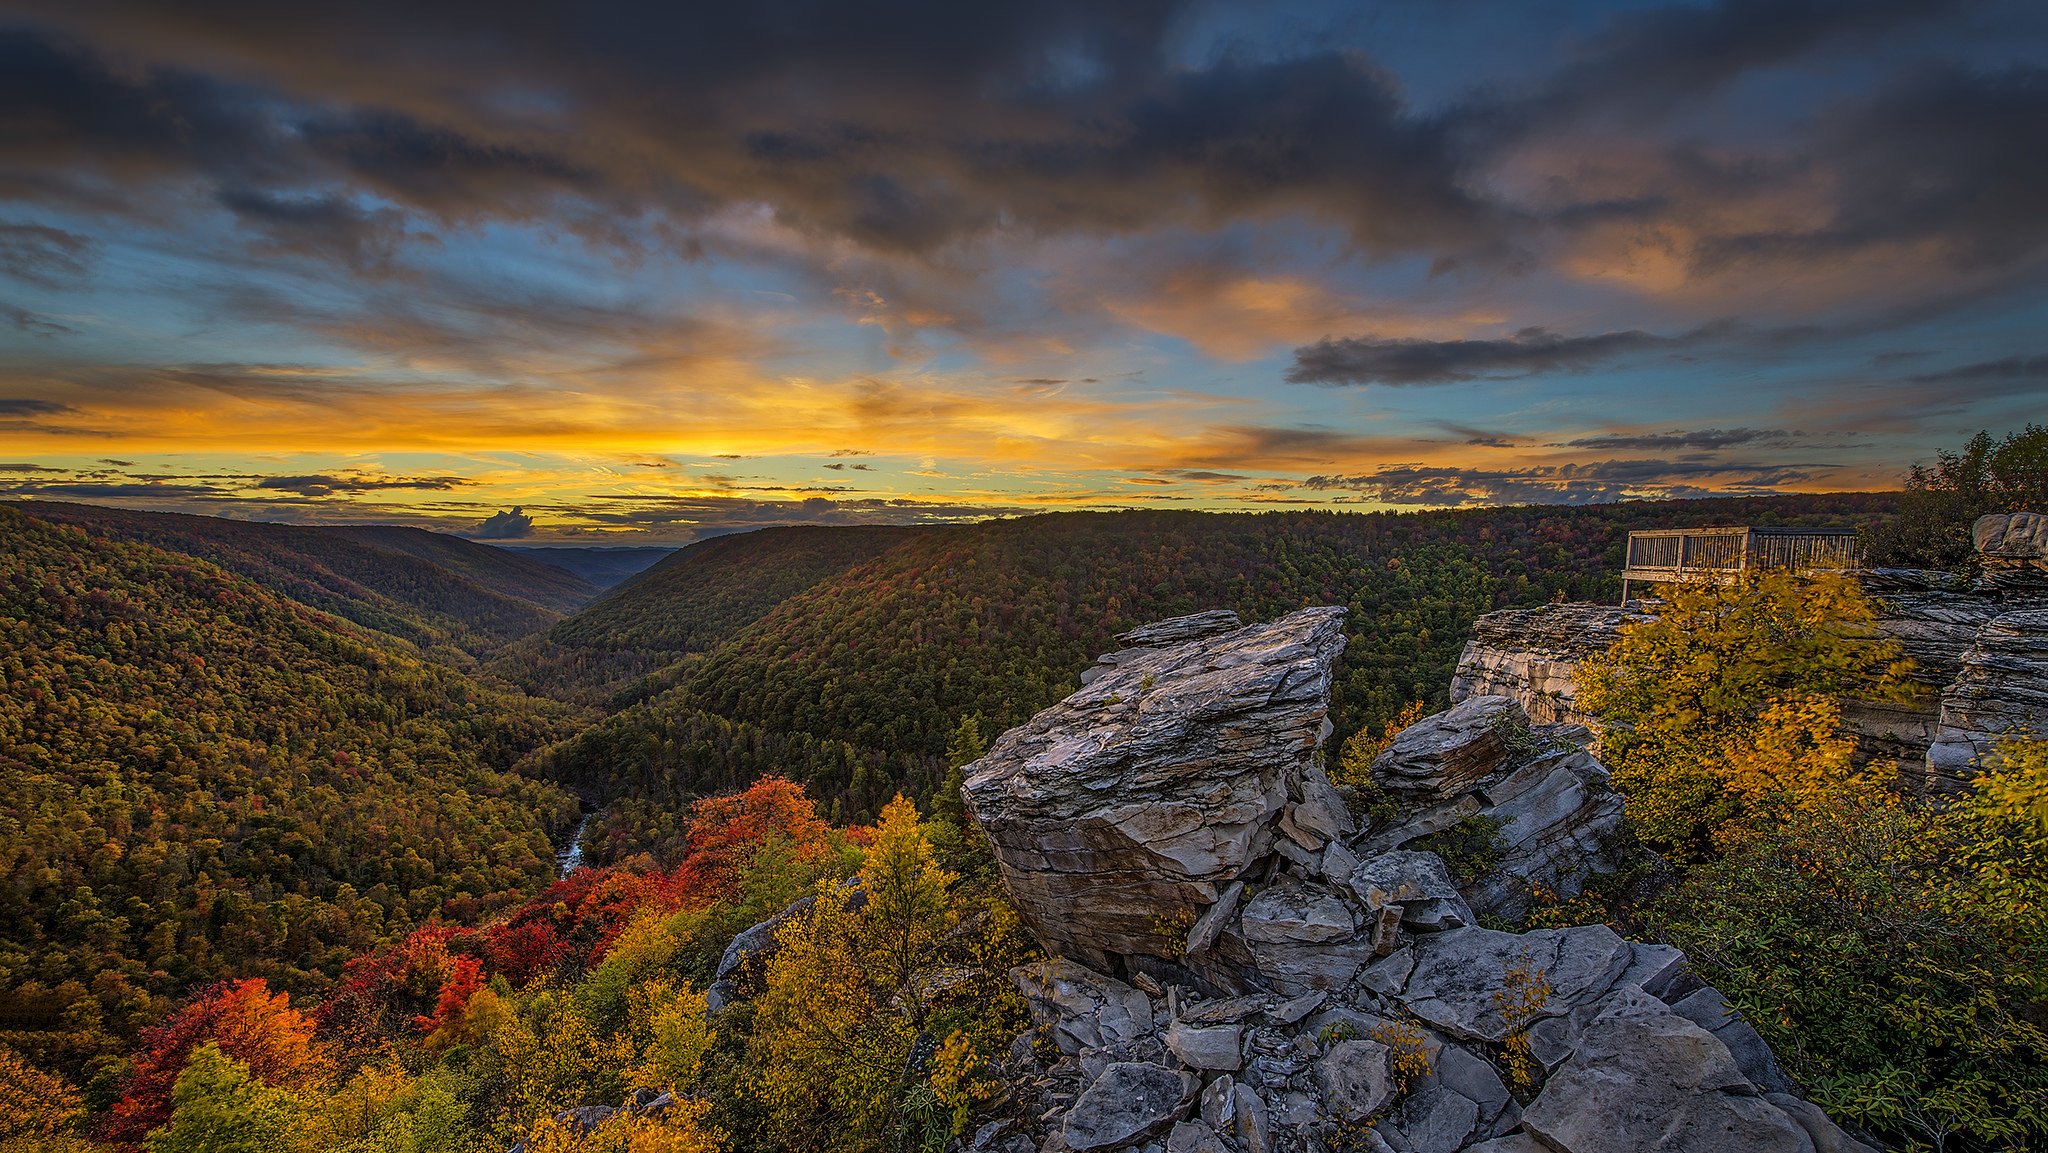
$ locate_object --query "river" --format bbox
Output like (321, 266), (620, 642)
(555, 811), (593, 878)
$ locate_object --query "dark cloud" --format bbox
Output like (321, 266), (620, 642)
(0, 461), (63, 471)
(1287, 327), (1671, 386)
(1521, 0), (1968, 127)
(256, 473), (471, 498)
(216, 188), (412, 272)
(1563, 427), (1805, 451)
(0, 4), (1492, 264)
(2, 303), (74, 335)
(475, 506), (535, 539)
(0, 222), (97, 286)
(0, 397), (73, 415)
(1907, 354), (2048, 384)
(1693, 63), (2048, 273)
(1303, 457), (1824, 507)
(823, 462), (873, 471)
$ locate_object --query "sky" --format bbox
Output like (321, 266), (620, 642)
(1, 0), (2045, 544)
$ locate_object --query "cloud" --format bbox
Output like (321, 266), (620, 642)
(1302, 456), (1827, 507)
(474, 506), (535, 539)
(0, 222), (97, 286)
(255, 473), (471, 497)
(3, 304), (74, 335)
(0, 397), (74, 415)
(1287, 327), (1672, 386)
(1562, 427), (1805, 451)
(1906, 354), (2048, 384)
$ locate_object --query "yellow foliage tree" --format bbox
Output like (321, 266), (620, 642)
(1576, 570), (1911, 859)
(0, 1046), (85, 1147)
(626, 981), (715, 1097)
(748, 794), (960, 1152)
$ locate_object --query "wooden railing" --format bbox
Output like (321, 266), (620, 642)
(1621, 526), (1860, 601)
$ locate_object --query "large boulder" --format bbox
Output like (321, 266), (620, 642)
(1371, 695), (1523, 801)
(962, 607), (1348, 967)
(1060, 1062), (1199, 1151)
(1521, 988), (1840, 1153)
(1974, 511), (2048, 560)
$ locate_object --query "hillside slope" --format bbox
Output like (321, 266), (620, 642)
(493, 524), (926, 702)
(8, 501), (596, 656)
(537, 495), (1900, 851)
(0, 506), (581, 1068)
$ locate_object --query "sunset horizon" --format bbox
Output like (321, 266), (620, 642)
(4, 1), (2044, 543)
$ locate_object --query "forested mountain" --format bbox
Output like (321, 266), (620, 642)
(491, 524), (926, 703)
(0, 506), (583, 1083)
(534, 493), (1899, 857)
(8, 502), (597, 658)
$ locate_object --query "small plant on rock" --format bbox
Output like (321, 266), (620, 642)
(1494, 955), (1553, 1096)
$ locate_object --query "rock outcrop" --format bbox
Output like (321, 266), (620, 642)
(963, 608), (1351, 969)
(961, 609), (1866, 1152)
(1447, 605), (1649, 730)
(1452, 519), (2048, 787)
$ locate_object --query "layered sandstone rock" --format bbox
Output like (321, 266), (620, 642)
(962, 608), (1350, 968)
(1447, 605), (1647, 729)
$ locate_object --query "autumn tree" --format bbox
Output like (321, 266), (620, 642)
(673, 777), (833, 902)
(1575, 570), (1911, 859)
(107, 979), (331, 1144)
(0, 1045), (86, 1149)
(144, 1044), (300, 1153)
(748, 796), (960, 1151)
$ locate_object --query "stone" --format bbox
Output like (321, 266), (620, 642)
(1435, 1043), (1512, 1126)
(1165, 1119), (1231, 1153)
(1319, 841), (1360, 885)
(1347, 851), (1474, 933)
(1669, 987), (1798, 1096)
(1398, 925), (1633, 1043)
(1765, 1093), (1880, 1153)
(964, 608), (1349, 966)
(1060, 1063), (1198, 1152)
(1184, 881), (1244, 957)
(1229, 1082), (1271, 1153)
(1371, 695), (1524, 801)
(1178, 994), (1269, 1026)
(1198, 1074), (1235, 1132)
(1464, 1136), (1550, 1153)
(1975, 511), (2048, 559)
(1314, 1039), (1396, 1123)
(1014, 959), (1154, 1055)
(1240, 881), (1356, 944)
(1380, 1082), (1479, 1153)
(554, 1105), (614, 1134)
(1522, 987), (1816, 1153)
(1163, 1021), (1242, 1071)
(1268, 991), (1325, 1026)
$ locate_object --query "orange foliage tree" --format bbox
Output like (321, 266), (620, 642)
(672, 776), (832, 902)
(104, 978), (330, 1144)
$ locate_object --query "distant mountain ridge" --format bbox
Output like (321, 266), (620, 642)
(7, 501), (597, 656)
(500, 545), (676, 589)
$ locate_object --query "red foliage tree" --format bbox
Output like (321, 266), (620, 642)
(671, 776), (831, 902)
(104, 977), (330, 1145)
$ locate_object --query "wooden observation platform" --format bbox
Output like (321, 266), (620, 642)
(1620, 526), (1861, 603)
